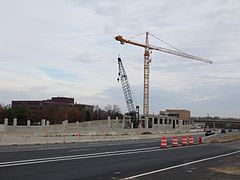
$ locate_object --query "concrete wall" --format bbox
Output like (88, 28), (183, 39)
(0, 117), (193, 137)
(0, 125), (4, 132)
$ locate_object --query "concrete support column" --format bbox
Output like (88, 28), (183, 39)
(157, 118), (160, 128)
(179, 120), (183, 129)
(41, 119), (46, 127)
(13, 118), (17, 127)
(213, 122), (216, 129)
(122, 116), (125, 129)
(4, 118), (8, 126)
(145, 118), (149, 128)
(151, 118), (154, 128)
(107, 116), (111, 128)
(65, 120), (68, 127)
(27, 120), (31, 127)
(62, 121), (65, 127)
(76, 121), (79, 127)
(116, 116), (118, 121)
(46, 120), (49, 127)
(131, 122), (134, 129)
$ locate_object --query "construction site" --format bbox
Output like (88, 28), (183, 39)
(0, 31), (215, 145)
(115, 31), (212, 129)
(1, 2), (240, 180)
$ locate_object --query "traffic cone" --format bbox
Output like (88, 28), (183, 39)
(182, 136), (187, 146)
(161, 137), (168, 148)
(172, 136), (178, 147)
(189, 136), (194, 145)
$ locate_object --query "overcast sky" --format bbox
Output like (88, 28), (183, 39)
(0, 0), (240, 117)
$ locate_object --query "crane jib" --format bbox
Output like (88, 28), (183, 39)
(115, 35), (213, 64)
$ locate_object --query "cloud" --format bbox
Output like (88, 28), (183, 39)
(72, 54), (102, 64)
(191, 95), (219, 102)
(0, 0), (239, 117)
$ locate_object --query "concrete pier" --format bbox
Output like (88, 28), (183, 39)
(27, 120), (31, 127)
(4, 118), (8, 126)
(65, 120), (68, 127)
(41, 119), (46, 127)
(13, 118), (17, 127)
(107, 116), (111, 128)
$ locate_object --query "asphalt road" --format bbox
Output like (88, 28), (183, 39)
(0, 137), (239, 180)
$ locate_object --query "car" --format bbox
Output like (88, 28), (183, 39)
(221, 128), (226, 133)
(228, 129), (233, 132)
(205, 130), (215, 136)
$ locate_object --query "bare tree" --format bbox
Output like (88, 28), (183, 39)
(104, 104), (122, 119)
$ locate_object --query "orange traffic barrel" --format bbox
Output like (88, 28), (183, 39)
(172, 136), (178, 147)
(161, 137), (168, 148)
(182, 136), (187, 146)
(189, 136), (194, 145)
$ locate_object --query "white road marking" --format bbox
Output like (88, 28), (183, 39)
(17, 145), (44, 149)
(37, 147), (66, 151)
(68, 148), (92, 152)
(134, 144), (146, 147)
(0, 144), (206, 168)
(107, 143), (124, 146)
(123, 150), (240, 179)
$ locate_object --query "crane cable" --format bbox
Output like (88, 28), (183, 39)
(149, 33), (184, 53)
(125, 32), (185, 53)
(127, 32), (145, 39)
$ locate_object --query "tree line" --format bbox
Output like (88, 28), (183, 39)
(0, 104), (123, 125)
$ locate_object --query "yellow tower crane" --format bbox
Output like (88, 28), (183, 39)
(115, 32), (213, 117)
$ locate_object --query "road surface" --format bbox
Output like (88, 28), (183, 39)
(0, 138), (239, 180)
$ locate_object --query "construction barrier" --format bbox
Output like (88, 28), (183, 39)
(199, 136), (202, 144)
(161, 137), (167, 148)
(182, 136), (187, 146)
(172, 136), (178, 147)
(189, 136), (194, 145)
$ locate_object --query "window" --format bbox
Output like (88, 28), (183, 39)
(169, 119), (172, 124)
(164, 119), (167, 124)
(160, 119), (163, 124)
(154, 118), (158, 124)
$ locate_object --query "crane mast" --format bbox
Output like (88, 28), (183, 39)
(115, 32), (213, 117)
(143, 32), (151, 116)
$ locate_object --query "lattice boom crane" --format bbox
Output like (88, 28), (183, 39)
(117, 57), (139, 127)
(115, 32), (213, 116)
(117, 57), (135, 113)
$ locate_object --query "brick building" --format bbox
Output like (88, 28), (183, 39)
(12, 97), (93, 123)
(166, 109), (191, 124)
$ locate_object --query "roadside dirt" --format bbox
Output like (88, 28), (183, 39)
(208, 133), (240, 143)
(209, 166), (240, 176)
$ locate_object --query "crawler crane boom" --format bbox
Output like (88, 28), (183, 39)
(117, 57), (139, 127)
